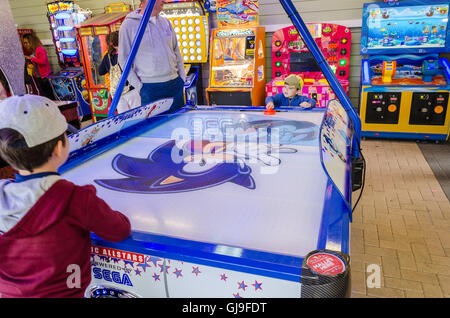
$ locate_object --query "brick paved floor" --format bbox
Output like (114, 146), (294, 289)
(351, 139), (450, 298)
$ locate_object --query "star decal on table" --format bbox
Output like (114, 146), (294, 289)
(220, 274), (228, 282)
(123, 260), (134, 268)
(233, 293), (243, 298)
(192, 266), (201, 276)
(147, 256), (161, 267)
(152, 273), (160, 281)
(137, 262), (151, 272)
(159, 264), (170, 274)
(252, 280), (263, 291)
(173, 268), (183, 278)
(134, 268), (142, 276)
(237, 281), (248, 291)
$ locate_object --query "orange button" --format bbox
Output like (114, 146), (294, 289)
(434, 105), (444, 114)
(388, 104), (397, 112)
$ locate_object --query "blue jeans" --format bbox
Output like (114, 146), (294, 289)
(140, 76), (184, 112)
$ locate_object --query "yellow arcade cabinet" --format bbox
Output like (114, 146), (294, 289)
(206, 0), (265, 106)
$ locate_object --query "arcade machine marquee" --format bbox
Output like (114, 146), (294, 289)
(206, 0), (266, 106)
(360, 0), (450, 141)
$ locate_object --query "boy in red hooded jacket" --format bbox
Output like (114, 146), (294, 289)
(0, 95), (131, 298)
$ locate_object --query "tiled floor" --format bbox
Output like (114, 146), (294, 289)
(350, 139), (450, 298)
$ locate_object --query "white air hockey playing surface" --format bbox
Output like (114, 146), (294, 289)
(64, 109), (329, 258)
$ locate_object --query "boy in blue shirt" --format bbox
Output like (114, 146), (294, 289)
(265, 74), (316, 110)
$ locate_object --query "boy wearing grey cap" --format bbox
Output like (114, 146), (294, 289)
(0, 95), (131, 298)
(265, 74), (316, 110)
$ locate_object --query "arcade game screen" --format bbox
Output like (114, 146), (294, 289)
(367, 4), (449, 50)
(290, 51), (321, 73)
(210, 33), (259, 88)
(369, 57), (447, 86)
(84, 35), (106, 86)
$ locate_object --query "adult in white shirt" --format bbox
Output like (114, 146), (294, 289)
(119, 0), (186, 111)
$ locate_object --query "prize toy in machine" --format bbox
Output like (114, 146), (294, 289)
(360, 0), (450, 141)
(160, 0), (210, 106)
(46, 1), (92, 118)
(266, 24), (351, 108)
(206, 0), (266, 106)
(76, 3), (131, 122)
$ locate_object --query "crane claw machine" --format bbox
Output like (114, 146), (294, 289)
(206, 0), (265, 106)
(160, 0), (210, 106)
(46, 1), (92, 119)
(77, 3), (131, 122)
(265, 24), (352, 108)
(359, 0), (450, 141)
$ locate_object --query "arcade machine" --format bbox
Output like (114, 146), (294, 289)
(46, 1), (92, 119)
(160, 0), (210, 106)
(206, 0), (266, 106)
(77, 3), (131, 122)
(266, 24), (352, 108)
(359, 0), (450, 141)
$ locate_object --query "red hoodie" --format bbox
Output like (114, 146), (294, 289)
(0, 179), (131, 298)
(30, 46), (52, 79)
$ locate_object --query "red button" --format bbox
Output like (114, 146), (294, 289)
(306, 253), (345, 276)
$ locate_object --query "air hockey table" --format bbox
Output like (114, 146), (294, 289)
(61, 97), (354, 298)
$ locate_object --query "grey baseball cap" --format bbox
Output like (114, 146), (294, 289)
(0, 94), (68, 147)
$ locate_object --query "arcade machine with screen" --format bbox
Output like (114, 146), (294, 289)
(77, 3), (131, 122)
(46, 1), (92, 119)
(266, 24), (352, 108)
(359, 0), (450, 141)
(206, 0), (266, 106)
(160, 0), (210, 106)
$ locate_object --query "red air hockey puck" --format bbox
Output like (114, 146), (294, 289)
(264, 108), (276, 115)
(306, 252), (346, 276)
